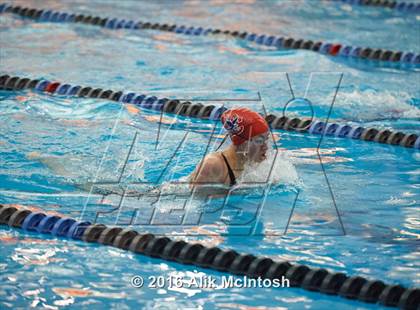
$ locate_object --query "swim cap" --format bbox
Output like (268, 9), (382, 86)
(221, 108), (269, 145)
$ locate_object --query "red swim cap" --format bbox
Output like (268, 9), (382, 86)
(221, 108), (269, 145)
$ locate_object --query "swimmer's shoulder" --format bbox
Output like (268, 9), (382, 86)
(202, 152), (226, 172)
(191, 152), (226, 183)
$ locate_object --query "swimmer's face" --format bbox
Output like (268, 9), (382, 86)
(246, 132), (269, 162)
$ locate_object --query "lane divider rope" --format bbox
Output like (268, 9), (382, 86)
(1, 74), (419, 150)
(0, 3), (419, 68)
(0, 205), (419, 309)
(329, 0), (420, 12)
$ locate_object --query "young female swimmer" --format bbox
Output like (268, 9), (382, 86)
(28, 107), (271, 197)
(189, 107), (270, 191)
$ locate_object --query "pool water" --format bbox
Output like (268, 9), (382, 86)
(0, 0), (419, 309)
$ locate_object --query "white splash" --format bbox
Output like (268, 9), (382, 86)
(237, 149), (300, 186)
(334, 88), (420, 122)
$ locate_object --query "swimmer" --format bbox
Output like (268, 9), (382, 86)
(26, 107), (272, 198)
(189, 107), (270, 191)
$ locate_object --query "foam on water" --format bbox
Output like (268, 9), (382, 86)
(334, 88), (420, 122)
(116, 149), (301, 214)
(237, 149), (300, 186)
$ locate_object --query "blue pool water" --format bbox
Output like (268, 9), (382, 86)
(0, 0), (419, 309)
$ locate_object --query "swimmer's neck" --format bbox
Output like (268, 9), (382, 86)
(222, 145), (246, 172)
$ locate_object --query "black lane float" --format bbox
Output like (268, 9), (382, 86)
(0, 205), (419, 309)
(329, 0), (420, 12)
(1, 74), (419, 150)
(0, 3), (419, 68)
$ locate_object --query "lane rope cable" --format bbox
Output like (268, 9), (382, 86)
(1, 74), (419, 150)
(0, 205), (419, 309)
(0, 3), (419, 68)
(328, 0), (420, 13)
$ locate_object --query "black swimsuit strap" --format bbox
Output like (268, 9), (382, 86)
(220, 153), (236, 186)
